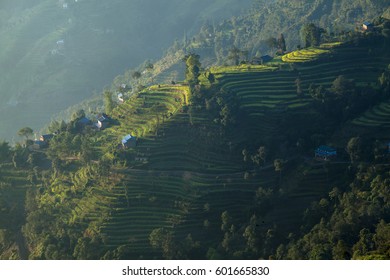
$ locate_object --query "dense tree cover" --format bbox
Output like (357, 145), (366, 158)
(17, 127), (33, 140)
(184, 53), (202, 86)
(301, 23), (326, 47)
(157, 0), (389, 69)
(283, 165), (390, 260)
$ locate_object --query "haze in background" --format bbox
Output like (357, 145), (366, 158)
(0, 0), (252, 141)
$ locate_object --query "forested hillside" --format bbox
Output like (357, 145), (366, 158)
(119, 0), (389, 87)
(1, 13), (389, 259)
(0, 0), (252, 141)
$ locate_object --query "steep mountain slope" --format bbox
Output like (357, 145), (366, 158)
(0, 0), (252, 141)
(1, 26), (386, 259)
(128, 0), (389, 86)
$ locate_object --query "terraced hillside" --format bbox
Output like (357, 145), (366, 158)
(352, 101), (390, 128)
(0, 163), (29, 259)
(76, 84), (271, 257)
(71, 40), (389, 257)
(17, 34), (390, 259)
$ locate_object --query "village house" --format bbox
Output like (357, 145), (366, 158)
(96, 113), (111, 130)
(31, 140), (48, 150)
(77, 117), (92, 127)
(30, 134), (55, 150)
(122, 134), (137, 148)
(315, 145), (337, 161)
(252, 55), (273, 65)
(118, 93), (124, 103)
(362, 22), (373, 31)
(40, 134), (54, 142)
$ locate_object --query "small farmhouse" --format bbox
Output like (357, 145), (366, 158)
(122, 134), (137, 148)
(315, 145), (337, 161)
(40, 134), (54, 142)
(96, 113), (111, 130)
(77, 117), (92, 127)
(252, 55), (273, 65)
(260, 55), (273, 64)
(118, 93), (124, 103)
(362, 22), (373, 31)
(32, 140), (48, 150)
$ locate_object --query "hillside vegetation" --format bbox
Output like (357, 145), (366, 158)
(35, 0), (390, 133)
(1, 18), (390, 259)
(0, 0), (252, 141)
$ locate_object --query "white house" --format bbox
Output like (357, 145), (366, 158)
(118, 93), (124, 103)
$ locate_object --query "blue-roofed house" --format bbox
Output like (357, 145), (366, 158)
(362, 22), (373, 31)
(122, 134), (137, 148)
(260, 55), (273, 64)
(32, 140), (48, 150)
(315, 145), (337, 161)
(77, 117), (92, 126)
(252, 55), (273, 65)
(40, 134), (54, 142)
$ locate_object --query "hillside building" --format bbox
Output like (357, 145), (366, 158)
(118, 93), (124, 103)
(31, 140), (48, 150)
(252, 55), (273, 65)
(122, 134), (137, 148)
(315, 145), (337, 161)
(96, 113), (111, 130)
(40, 134), (54, 142)
(362, 22), (373, 31)
(260, 55), (273, 64)
(77, 117), (92, 127)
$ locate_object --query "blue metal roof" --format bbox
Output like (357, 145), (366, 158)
(78, 117), (91, 124)
(315, 145), (337, 155)
(122, 134), (136, 144)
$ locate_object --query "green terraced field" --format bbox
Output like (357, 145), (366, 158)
(352, 101), (390, 128)
(282, 47), (331, 63)
(66, 41), (390, 258)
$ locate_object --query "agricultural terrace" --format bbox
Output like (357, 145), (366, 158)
(209, 64), (278, 74)
(107, 85), (189, 139)
(0, 162), (29, 259)
(71, 41), (389, 257)
(84, 98), (274, 257)
(282, 42), (342, 63)
(352, 100), (390, 129)
(208, 40), (389, 147)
